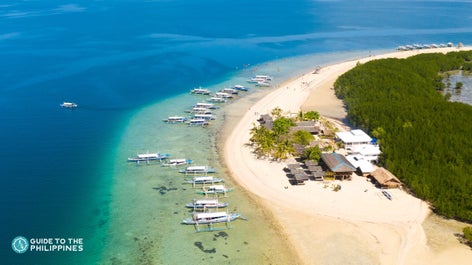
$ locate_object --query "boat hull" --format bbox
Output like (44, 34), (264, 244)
(196, 187), (233, 195)
(185, 178), (224, 185)
(181, 213), (240, 225)
(185, 202), (228, 209)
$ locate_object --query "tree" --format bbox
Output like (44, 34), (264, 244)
(297, 110), (304, 121)
(372, 126), (386, 139)
(333, 51), (472, 221)
(250, 125), (275, 157)
(463, 226), (472, 243)
(272, 117), (295, 136)
(304, 110), (320, 121)
(455, 81), (463, 89)
(271, 107), (283, 119)
(444, 92), (452, 101)
(273, 140), (294, 161)
(292, 130), (314, 146)
(302, 146), (322, 161)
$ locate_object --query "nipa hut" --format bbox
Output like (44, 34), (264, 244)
(369, 167), (402, 189)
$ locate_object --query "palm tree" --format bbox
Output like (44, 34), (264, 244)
(273, 140), (294, 160)
(271, 107), (283, 119)
(303, 110), (320, 121)
(250, 124), (275, 157)
(297, 110), (304, 121)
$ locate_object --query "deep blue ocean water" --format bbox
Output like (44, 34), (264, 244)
(2, 1), (472, 264)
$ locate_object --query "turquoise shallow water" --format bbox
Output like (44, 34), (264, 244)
(100, 51), (387, 264)
(3, 0), (472, 264)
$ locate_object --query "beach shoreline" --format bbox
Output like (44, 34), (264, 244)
(221, 47), (472, 264)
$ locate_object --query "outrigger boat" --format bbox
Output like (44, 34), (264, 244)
(179, 166), (216, 175)
(184, 176), (224, 186)
(182, 211), (241, 225)
(60, 102), (78, 108)
(196, 185), (233, 196)
(193, 102), (218, 109)
(185, 199), (228, 209)
(247, 75), (272, 83)
(186, 107), (213, 114)
(187, 118), (209, 127)
(190, 87), (211, 95)
(127, 152), (170, 163)
(163, 116), (188, 123)
(207, 97), (227, 103)
(162, 158), (193, 167)
(220, 88), (239, 94)
(214, 92), (233, 99)
(232, 85), (249, 91)
(192, 114), (215, 120)
(255, 81), (271, 87)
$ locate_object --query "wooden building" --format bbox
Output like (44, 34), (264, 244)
(320, 153), (356, 180)
(290, 121), (320, 135)
(368, 167), (402, 189)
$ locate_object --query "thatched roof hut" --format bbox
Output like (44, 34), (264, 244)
(369, 167), (402, 189)
(292, 144), (306, 156)
(290, 121), (320, 134)
(257, 114), (273, 130)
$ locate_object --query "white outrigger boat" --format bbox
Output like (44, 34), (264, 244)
(185, 199), (228, 209)
(192, 114), (215, 120)
(127, 152), (170, 163)
(186, 107), (213, 114)
(220, 87), (239, 94)
(187, 118), (209, 127)
(255, 81), (271, 87)
(163, 116), (188, 123)
(60, 102), (78, 108)
(207, 97), (227, 103)
(232, 84), (249, 91)
(247, 75), (272, 83)
(193, 102), (218, 109)
(184, 176), (224, 186)
(162, 158), (193, 167)
(182, 211), (241, 225)
(181, 211), (244, 232)
(196, 185), (233, 196)
(190, 87), (211, 95)
(179, 165), (216, 175)
(214, 92), (233, 99)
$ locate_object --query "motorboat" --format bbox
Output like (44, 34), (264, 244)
(184, 176), (224, 185)
(179, 166), (216, 174)
(187, 118), (209, 127)
(191, 87), (211, 95)
(185, 199), (228, 209)
(127, 152), (170, 163)
(163, 116), (188, 123)
(60, 102), (78, 108)
(181, 211), (241, 225)
(162, 158), (193, 167)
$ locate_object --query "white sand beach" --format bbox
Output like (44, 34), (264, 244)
(223, 47), (472, 264)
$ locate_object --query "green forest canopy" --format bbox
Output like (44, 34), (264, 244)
(334, 51), (472, 222)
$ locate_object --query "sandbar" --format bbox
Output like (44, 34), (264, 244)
(223, 47), (472, 264)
